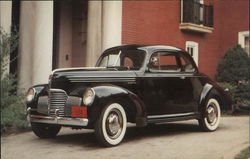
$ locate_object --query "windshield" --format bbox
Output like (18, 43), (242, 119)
(96, 49), (146, 70)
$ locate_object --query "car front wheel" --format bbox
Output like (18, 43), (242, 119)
(94, 103), (127, 147)
(199, 98), (221, 131)
(31, 122), (61, 138)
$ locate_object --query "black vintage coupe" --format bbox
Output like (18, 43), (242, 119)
(26, 45), (231, 146)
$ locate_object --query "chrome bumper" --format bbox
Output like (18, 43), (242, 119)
(26, 107), (88, 127)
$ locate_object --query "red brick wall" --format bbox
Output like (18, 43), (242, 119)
(122, 0), (249, 79)
(216, 0), (249, 57)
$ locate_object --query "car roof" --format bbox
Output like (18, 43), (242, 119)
(101, 44), (197, 70)
(104, 44), (182, 53)
(139, 45), (181, 52)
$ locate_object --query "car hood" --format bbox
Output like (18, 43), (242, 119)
(51, 67), (137, 83)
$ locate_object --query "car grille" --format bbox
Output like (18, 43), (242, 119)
(48, 89), (68, 117)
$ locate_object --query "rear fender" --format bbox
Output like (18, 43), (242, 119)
(199, 83), (232, 113)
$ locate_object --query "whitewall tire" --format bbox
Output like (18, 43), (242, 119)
(199, 98), (221, 131)
(95, 103), (127, 147)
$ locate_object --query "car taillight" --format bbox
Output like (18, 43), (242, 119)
(71, 106), (87, 118)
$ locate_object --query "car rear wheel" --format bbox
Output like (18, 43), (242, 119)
(94, 103), (127, 147)
(31, 122), (61, 138)
(199, 98), (221, 131)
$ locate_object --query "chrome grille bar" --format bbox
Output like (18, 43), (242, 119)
(48, 89), (68, 117)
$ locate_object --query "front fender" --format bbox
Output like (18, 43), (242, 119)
(88, 85), (147, 127)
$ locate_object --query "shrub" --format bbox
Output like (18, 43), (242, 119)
(234, 85), (250, 108)
(216, 45), (249, 85)
(0, 28), (28, 134)
(217, 82), (237, 97)
(216, 45), (250, 113)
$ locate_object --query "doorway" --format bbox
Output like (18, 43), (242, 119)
(53, 1), (88, 69)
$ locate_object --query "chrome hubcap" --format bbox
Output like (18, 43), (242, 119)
(106, 109), (123, 139)
(206, 103), (218, 124)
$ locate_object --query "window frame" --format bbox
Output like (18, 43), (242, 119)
(178, 54), (196, 73)
(238, 31), (250, 56)
(185, 41), (199, 66)
(96, 49), (146, 70)
(148, 51), (182, 73)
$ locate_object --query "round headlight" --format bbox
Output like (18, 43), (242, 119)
(26, 88), (36, 103)
(83, 88), (95, 106)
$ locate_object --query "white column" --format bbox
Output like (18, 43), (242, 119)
(0, 1), (12, 75)
(86, 1), (103, 67)
(18, 1), (53, 90)
(102, 1), (122, 50)
(0, 1), (12, 32)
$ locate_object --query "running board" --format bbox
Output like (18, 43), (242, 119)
(147, 112), (200, 123)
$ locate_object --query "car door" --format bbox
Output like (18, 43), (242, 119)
(142, 51), (196, 117)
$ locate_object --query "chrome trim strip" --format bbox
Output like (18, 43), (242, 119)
(69, 80), (136, 83)
(26, 107), (31, 122)
(66, 76), (136, 78)
(58, 70), (135, 75)
(69, 79), (136, 81)
(68, 78), (136, 81)
(29, 115), (89, 126)
(67, 77), (136, 80)
(68, 77), (136, 83)
(147, 112), (195, 119)
(143, 74), (198, 78)
(51, 67), (106, 74)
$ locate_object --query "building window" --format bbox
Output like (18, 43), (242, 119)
(180, 0), (213, 33)
(181, 0), (213, 27)
(238, 31), (250, 56)
(185, 41), (199, 66)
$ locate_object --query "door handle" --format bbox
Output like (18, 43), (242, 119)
(180, 76), (186, 79)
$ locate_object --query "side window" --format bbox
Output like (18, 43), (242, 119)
(149, 52), (180, 71)
(179, 55), (195, 72)
(122, 57), (134, 67)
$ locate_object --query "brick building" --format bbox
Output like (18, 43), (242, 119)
(122, 0), (249, 78)
(0, 0), (249, 90)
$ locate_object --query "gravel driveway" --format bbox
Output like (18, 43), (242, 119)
(1, 116), (249, 159)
